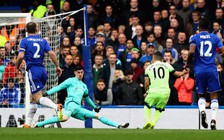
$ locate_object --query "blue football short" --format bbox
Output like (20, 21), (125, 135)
(28, 66), (47, 94)
(195, 71), (221, 94)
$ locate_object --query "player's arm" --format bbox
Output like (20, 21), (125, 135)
(173, 69), (188, 77)
(186, 44), (196, 68)
(47, 79), (70, 95)
(48, 50), (62, 76)
(16, 51), (25, 69)
(144, 74), (150, 92)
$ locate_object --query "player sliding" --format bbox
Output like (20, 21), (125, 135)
(16, 22), (63, 128)
(143, 52), (188, 129)
(186, 18), (224, 130)
(34, 65), (129, 128)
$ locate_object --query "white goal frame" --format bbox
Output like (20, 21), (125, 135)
(0, 13), (31, 118)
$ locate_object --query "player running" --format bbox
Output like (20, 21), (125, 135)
(186, 18), (224, 130)
(16, 22), (63, 128)
(34, 65), (129, 128)
(143, 52), (188, 129)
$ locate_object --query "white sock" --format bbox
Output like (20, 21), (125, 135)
(25, 103), (38, 125)
(39, 97), (57, 110)
(198, 97), (206, 112)
(210, 99), (219, 120)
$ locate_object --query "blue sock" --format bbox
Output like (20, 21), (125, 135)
(99, 116), (118, 127)
(37, 116), (59, 127)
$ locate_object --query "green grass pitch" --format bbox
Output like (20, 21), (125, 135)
(0, 128), (224, 140)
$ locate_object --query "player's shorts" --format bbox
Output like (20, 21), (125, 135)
(195, 71), (221, 94)
(28, 66), (47, 94)
(145, 92), (170, 110)
(63, 99), (96, 120)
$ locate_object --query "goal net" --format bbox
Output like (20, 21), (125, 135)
(0, 7), (89, 128)
(0, 13), (61, 127)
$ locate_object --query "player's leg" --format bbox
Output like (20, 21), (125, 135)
(143, 93), (156, 129)
(28, 68), (62, 119)
(207, 71), (221, 130)
(76, 108), (129, 128)
(151, 93), (169, 129)
(23, 101), (38, 128)
(195, 72), (208, 128)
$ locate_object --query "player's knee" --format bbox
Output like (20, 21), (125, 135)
(155, 107), (165, 112)
(144, 102), (151, 109)
(95, 113), (101, 119)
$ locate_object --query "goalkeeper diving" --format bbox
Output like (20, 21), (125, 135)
(34, 65), (129, 128)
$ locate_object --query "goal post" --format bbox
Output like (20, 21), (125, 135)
(0, 13), (31, 118)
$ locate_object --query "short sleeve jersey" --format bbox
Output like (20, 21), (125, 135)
(19, 35), (51, 70)
(189, 31), (224, 72)
(145, 61), (175, 94)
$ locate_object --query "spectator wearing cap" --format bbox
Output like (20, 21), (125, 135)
(131, 48), (141, 60)
(95, 32), (106, 46)
(146, 32), (164, 53)
(161, 38), (179, 61)
(0, 78), (21, 107)
(116, 70), (144, 105)
(139, 43), (155, 66)
(130, 58), (144, 83)
(119, 39), (135, 71)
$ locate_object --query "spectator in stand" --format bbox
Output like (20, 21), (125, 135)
(95, 32), (106, 47)
(0, 47), (9, 66)
(70, 45), (79, 58)
(195, 0), (211, 20)
(118, 25), (126, 34)
(125, 15), (140, 40)
(166, 27), (178, 44)
(160, 0), (174, 10)
(59, 44), (70, 68)
(0, 58), (5, 84)
(102, 53), (122, 89)
(173, 32), (189, 54)
(87, 3), (99, 29)
(213, 8), (224, 31)
(211, 20), (224, 42)
(130, 58), (144, 83)
(140, 41), (147, 57)
(161, 9), (170, 33)
(107, 28), (119, 48)
(58, 54), (75, 105)
(0, 78), (21, 108)
(4, 41), (16, 60)
(168, 5), (184, 30)
(103, 22), (112, 41)
(144, 21), (153, 36)
(139, 43), (155, 66)
(57, 25), (67, 42)
(82, 27), (96, 48)
(73, 54), (83, 67)
(73, 36), (83, 56)
(119, 39), (135, 71)
(103, 46), (122, 67)
(92, 54), (104, 89)
(177, 0), (192, 31)
(148, 0), (162, 21)
(131, 48), (141, 60)
(60, 1), (71, 30)
(93, 79), (113, 106)
(116, 33), (127, 58)
(112, 69), (125, 105)
(132, 25), (147, 50)
(147, 32), (163, 53)
(0, 35), (7, 48)
(30, 0), (47, 18)
(152, 10), (162, 28)
(170, 18), (182, 34)
(2, 56), (17, 84)
(186, 10), (201, 39)
(100, 5), (121, 28)
(161, 38), (179, 61)
(163, 50), (176, 65)
(116, 70), (143, 105)
(174, 72), (195, 105)
(153, 25), (164, 45)
(91, 41), (106, 61)
(121, 0), (146, 26)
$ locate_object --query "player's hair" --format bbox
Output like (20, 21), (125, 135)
(74, 65), (84, 71)
(154, 51), (163, 61)
(26, 22), (37, 33)
(199, 18), (210, 30)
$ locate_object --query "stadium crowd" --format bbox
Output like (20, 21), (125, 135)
(1, 0), (224, 107)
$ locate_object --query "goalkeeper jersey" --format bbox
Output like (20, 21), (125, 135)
(47, 77), (88, 106)
(145, 61), (175, 94)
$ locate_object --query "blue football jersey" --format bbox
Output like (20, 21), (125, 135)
(19, 35), (51, 70)
(189, 31), (224, 72)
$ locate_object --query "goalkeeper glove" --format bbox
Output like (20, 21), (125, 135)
(94, 106), (101, 113)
